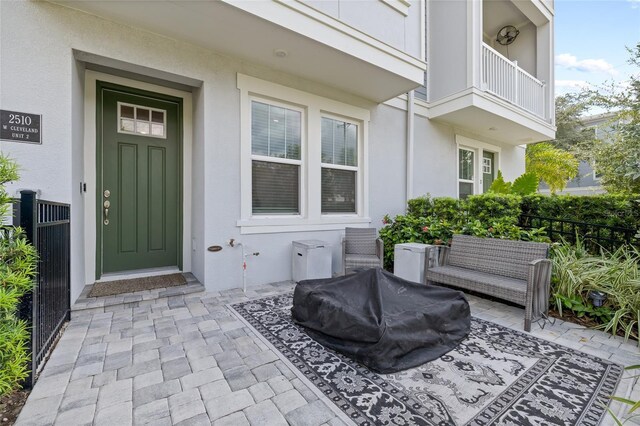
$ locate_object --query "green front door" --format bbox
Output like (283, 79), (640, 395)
(482, 151), (495, 193)
(98, 82), (182, 275)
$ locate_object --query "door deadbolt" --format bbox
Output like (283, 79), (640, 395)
(103, 200), (111, 208)
(104, 189), (111, 198)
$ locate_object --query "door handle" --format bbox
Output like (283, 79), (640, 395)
(103, 199), (110, 225)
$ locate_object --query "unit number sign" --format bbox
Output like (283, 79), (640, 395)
(0, 110), (42, 144)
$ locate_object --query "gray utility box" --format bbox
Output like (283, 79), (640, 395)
(393, 243), (432, 284)
(292, 240), (332, 282)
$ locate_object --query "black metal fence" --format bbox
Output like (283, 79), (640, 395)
(14, 190), (70, 387)
(519, 214), (638, 253)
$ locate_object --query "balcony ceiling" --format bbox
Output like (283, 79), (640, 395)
(483, 0), (531, 41)
(51, 0), (426, 102)
(429, 90), (555, 145)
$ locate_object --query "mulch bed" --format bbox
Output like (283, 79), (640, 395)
(0, 390), (29, 425)
(548, 308), (601, 329)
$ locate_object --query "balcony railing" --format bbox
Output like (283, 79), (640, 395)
(481, 43), (547, 121)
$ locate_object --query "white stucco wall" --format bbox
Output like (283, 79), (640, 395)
(0, 1), (526, 303)
(302, 0), (423, 59)
(500, 145), (527, 182)
(368, 105), (408, 222)
(412, 116), (458, 198)
(427, 0), (469, 102)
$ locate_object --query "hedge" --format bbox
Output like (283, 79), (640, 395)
(407, 193), (639, 231)
(521, 194), (640, 230)
(406, 193), (522, 226)
(382, 193), (639, 271)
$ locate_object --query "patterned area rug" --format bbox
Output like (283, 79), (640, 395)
(231, 293), (623, 426)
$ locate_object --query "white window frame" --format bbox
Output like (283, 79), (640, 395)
(458, 147), (475, 198)
(249, 97), (306, 218)
(320, 113), (361, 216)
(455, 135), (502, 197)
(237, 74), (371, 234)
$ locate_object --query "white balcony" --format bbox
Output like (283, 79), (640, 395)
(481, 43), (547, 121)
(426, 0), (555, 145)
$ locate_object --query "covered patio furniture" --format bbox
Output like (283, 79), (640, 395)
(341, 227), (383, 275)
(292, 268), (471, 373)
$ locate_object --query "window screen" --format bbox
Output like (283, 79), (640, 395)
(321, 117), (358, 214)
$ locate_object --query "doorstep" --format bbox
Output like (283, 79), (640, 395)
(71, 273), (205, 319)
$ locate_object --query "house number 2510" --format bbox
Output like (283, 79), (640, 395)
(8, 114), (32, 126)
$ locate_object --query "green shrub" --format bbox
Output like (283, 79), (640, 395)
(431, 197), (461, 223)
(406, 195), (464, 223)
(0, 154), (37, 395)
(466, 193), (522, 226)
(379, 212), (548, 270)
(551, 239), (639, 345)
(406, 195), (432, 217)
(522, 193), (640, 230)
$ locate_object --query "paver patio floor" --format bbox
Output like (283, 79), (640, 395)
(15, 279), (640, 426)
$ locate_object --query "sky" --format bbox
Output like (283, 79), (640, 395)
(554, 0), (640, 97)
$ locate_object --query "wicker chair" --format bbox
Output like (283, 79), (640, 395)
(424, 234), (551, 332)
(342, 227), (384, 275)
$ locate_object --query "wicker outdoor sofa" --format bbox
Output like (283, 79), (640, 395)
(424, 234), (552, 332)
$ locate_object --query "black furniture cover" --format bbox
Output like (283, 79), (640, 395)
(292, 268), (471, 373)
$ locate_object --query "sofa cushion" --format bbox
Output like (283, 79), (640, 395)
(426, 265), (526, 305)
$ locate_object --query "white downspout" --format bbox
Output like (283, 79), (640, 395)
(406, 90), (415, 205)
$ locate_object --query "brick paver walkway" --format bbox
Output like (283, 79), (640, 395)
(16, 279), (640, 426)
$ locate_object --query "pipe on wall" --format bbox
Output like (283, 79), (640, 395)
(406, 90), (415, 205)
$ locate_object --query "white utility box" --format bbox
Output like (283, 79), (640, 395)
(292, 240), (332, 282)
(393, 243), (432, 284)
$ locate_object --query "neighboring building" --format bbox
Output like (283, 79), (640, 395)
(0, 0), (555, 301)
(540, 112), (617, 195)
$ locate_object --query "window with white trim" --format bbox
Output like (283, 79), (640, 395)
(321, 117), (358, 214)
(458, 148), (475, 199)
(250, 100), (302, 215)
(238, 74), (370, 233)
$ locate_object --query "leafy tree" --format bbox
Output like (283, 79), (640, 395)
(488, 171), (539, 195)
(525, 143), (579, 193)
(551, 93), (597, 155)
(0, 154), (37, 395)
(587, 42), (640, 194)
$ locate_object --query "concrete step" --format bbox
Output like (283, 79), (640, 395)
(71, 273), (205, 319)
